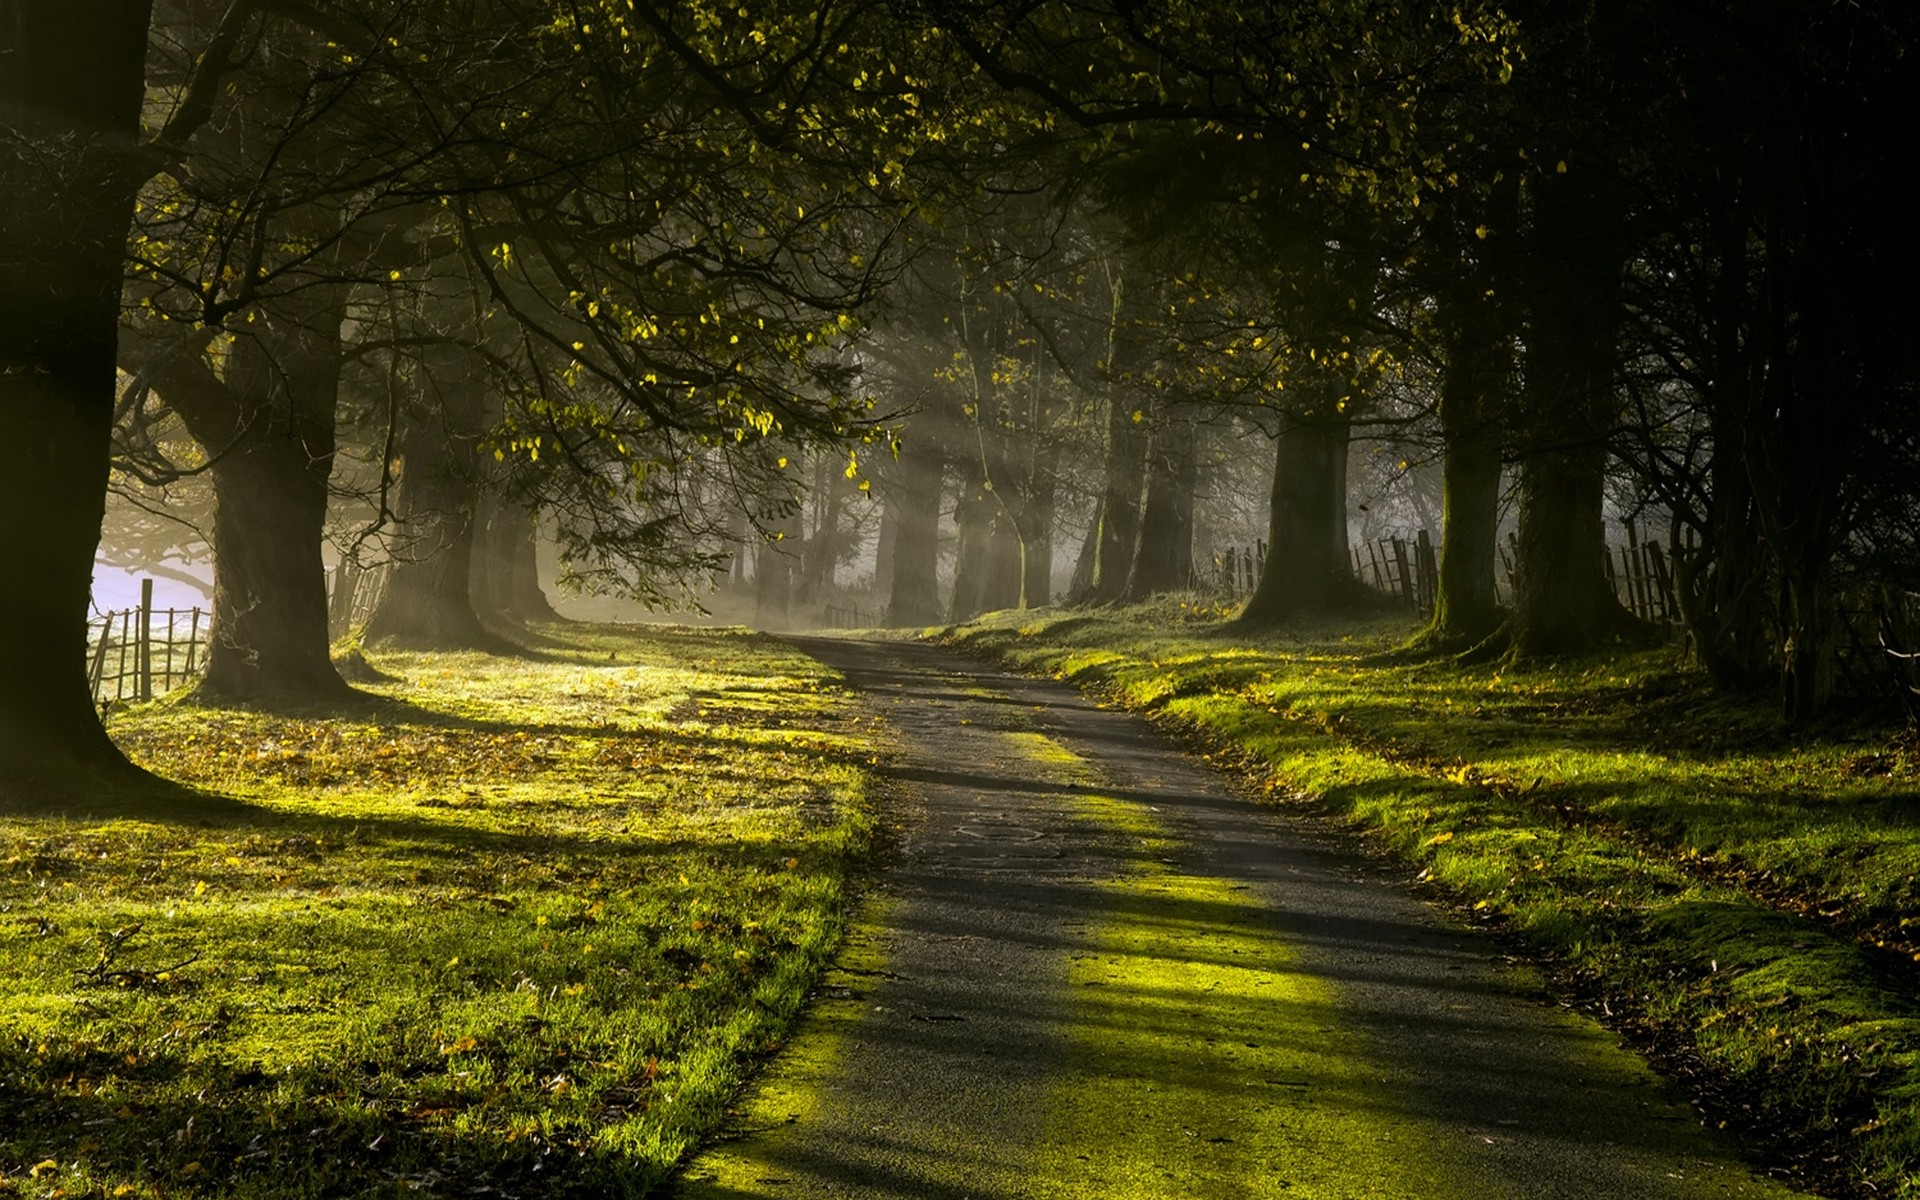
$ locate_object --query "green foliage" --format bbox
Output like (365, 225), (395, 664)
(0, 625), (874, 1198)
(948, 604), (1920, 1197)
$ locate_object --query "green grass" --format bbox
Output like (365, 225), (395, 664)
(0, 624), (876, 1199)
(945, 600), (1920, 1199)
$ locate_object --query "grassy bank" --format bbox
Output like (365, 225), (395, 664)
(0, 624), (876, 1199)
(945, 602), (1920, 1199)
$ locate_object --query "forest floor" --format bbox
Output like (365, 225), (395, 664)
(929, 600), (1920, 1199)
(0, 623), (877, 1199)
(5, 609), (1912, 1198)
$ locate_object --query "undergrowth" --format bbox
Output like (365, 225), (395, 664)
(0, 623), (876, 1199)
(946, 600), (1920, 1199)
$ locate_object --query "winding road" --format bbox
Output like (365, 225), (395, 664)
(673, 637), (1804, 1199)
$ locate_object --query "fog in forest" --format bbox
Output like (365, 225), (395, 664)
(0, 0), (1903, 737)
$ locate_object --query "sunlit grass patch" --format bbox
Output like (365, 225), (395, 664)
(0, 624), (874, 1199)
(947, 603), (1920, 1196)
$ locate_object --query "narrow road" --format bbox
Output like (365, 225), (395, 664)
(674, 638), (1804, 1199)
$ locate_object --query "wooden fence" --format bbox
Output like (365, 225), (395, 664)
(327, 562), (388, 638)
(1215, 526), (1677, 625)
(1213, 541), (1267, 598)
(1352, 531), (1439, 613)
(1211, 533), (1441, 614)
(822, 602), (877, 629)
(88, 579), (209, 706)
(1605, 533), (1679, 624)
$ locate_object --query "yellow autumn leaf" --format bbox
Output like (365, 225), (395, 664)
(1424, 830), (1455, 847)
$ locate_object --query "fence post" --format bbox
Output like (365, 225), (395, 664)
(185, 608), (202, 677)
(1624, 522), (1656, 619)
(116, 610), (131, 702)
(1645, 542), (1675, 623)
(1391, 538), (1416, 608)
(1415, 529), (1437, 612)
(87, 617), (111, 703)
(137, 579), (154, 702)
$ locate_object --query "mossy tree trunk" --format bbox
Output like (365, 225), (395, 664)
(753, 492), (805, 627)
(1083, 384), (1149, 605)
(1237, 406), (1365, 625)
(948, 467), (1021, 622)
(881, 436), (945, 625)
(1126, 399), (1197, 599)
(1015, 444), (1058, 609)
(0, 3), (154, 783)
(1423, 289), (1513, 648)
(1510, 167), (1635, 657)
(157, 276), (356, 703)
(365, 278), (494, 648)
(471, 497), (559, 625)
(799, 452), (849, 604)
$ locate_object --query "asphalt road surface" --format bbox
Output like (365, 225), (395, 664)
(672, 637), (1805, 1200)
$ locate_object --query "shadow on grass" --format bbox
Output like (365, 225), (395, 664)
(0, 1038), (675, 1200)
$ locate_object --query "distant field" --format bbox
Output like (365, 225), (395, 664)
(949, 602), (1920, 1199)
(0, 624), (876, 1199)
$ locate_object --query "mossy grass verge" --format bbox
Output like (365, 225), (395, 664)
(943, 600), (1920, 1199)
(0, 623), (876, 1199)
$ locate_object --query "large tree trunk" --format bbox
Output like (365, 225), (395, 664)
(1015, 445), (1058, 608)
(882, 437), (944, 626)
(0, 3), (154, 783)
(1237, 409), (1366, 624)
(1422, 288), (1512, 649)
(1778, 564), (1836, 724)
(1127, 401), (1197, 598)
(1083, 388), (1149, 605)
(1673, 421), (1771, 690)
(1510, 169), (1633, 657)
(1066, 500), (1101, 600)
(1670, 198), (1772, 691)
(195, 283), (356, 701)
(753, 496), (804, 627)
(798, 452), (846, 603)
(754, 540), (795, 627)
(948, 468), (1021, 621)
(363, 443), (487, 644)
(365, 277), (494, 647)
(472, 497), (559, 624)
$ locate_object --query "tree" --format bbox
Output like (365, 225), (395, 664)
(921, 2), (1516, 626)
(1, 2), (156, 784)
(1616, 0), (1920, 717)
(125, 1), (536, 699)
(362, 264), (498, 648)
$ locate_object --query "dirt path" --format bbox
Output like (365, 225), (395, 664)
(672, 638), (1805, 1199)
